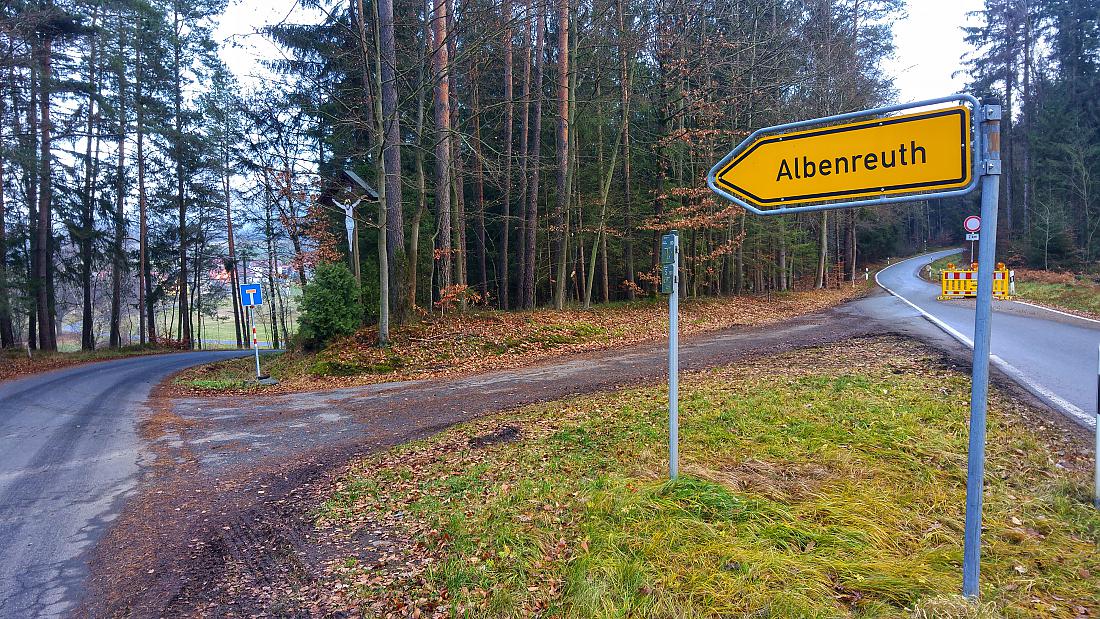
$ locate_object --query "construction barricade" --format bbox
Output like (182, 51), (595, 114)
(940, 262), (1012, 299)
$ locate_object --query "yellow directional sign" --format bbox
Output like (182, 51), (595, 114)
(711, 105), (972, 208)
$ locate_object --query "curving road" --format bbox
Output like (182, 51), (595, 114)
(877, 248), (1100, 427)
(0, 350), (249, 618)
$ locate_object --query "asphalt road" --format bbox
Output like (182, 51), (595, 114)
(0, 351), (249, 618)
(877, 248), (1100, 427)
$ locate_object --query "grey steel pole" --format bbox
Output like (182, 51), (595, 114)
(962, 103), (1001, 599)
(669, 230), (680, 480)
(1094, 344), (1099, 510)
(251, 305), (261, 379)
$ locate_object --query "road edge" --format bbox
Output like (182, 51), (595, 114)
(1012, 299), (1100, 325)
(875, 251), (1094, 430)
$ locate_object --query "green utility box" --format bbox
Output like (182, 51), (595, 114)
(660, 232), (678, 294)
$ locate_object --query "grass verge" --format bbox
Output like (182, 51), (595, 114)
(173, 286), (869, 395)
(1011, 270), (1100, 319)
(315, 337), (1099, 618)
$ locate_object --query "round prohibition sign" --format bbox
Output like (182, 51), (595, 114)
(963, 215), (981, 233)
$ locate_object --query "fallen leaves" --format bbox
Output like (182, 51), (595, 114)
(174, 285), (869, 396)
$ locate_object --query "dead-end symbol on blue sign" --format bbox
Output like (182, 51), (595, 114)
(240, 283), (263, 307)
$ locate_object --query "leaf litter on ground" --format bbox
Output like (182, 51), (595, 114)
(173, 285), (868, 395)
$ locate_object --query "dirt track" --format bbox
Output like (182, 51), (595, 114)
(79, 293), (1064, 617)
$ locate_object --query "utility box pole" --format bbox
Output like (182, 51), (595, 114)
(661, 230), (680, 479)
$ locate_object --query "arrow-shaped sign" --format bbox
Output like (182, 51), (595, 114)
(710, 105), (973, 210)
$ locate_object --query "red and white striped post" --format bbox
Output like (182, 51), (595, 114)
(251, 305), (260, 379)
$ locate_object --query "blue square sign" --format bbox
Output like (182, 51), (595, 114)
(240, 283), (263, 307)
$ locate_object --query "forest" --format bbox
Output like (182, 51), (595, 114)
(0, 0), (1096, 351)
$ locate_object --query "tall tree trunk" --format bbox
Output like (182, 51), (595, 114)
(192, 240), (203, 348)
(0, 80), (12, 347)
(431, 0), (453, 293)
(224, 107), (243, 348)
(133, 32), (149, 345)
(777, 219), (787, 291)
(516, 0), (533, 306)
(111, 10), (127, 348)
(522, 0), (546, 308)
(36, 32), (56, 351)
(172, 2), (191, 349)
(378, 0), (407, 324)
(1002, 16), (1015, 235)
(498, 0), (514, 309)
(12, 66), (35, 348)
(409, 9), (430, 309)
(816, 211), (827, 289)
(552, 0), (570, 310)
(472, 80), (488, 298)
(365, 0), (391, 344)
(846, 210), (856, 281)
(263, 186), (281, 351)
(446, 4), (466, 310)
(25, 58), (39, 349)
(81, 9), (100, 351)
(617, 0), (635, 300)
(1020, 0), (1032, 233)
(585, 104), (621, 308)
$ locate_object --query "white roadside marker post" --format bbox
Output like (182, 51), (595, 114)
(252, 303), (261, 379)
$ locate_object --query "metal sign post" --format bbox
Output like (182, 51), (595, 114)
(1094, 345), (1099, 510)
(661, 231), (680, 479)
(240, 283), (264, 380)
(964, 217), (981, 263)
(250, 307), (260, 378)
(962, 104), (1001, 598)
(707, 94), (1007, 598)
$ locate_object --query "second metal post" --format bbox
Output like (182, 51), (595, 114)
(669, 230), (680, 480)
(962, 103), (1002, 599)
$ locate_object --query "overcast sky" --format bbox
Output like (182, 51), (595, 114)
(215, 0), (986, 111)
